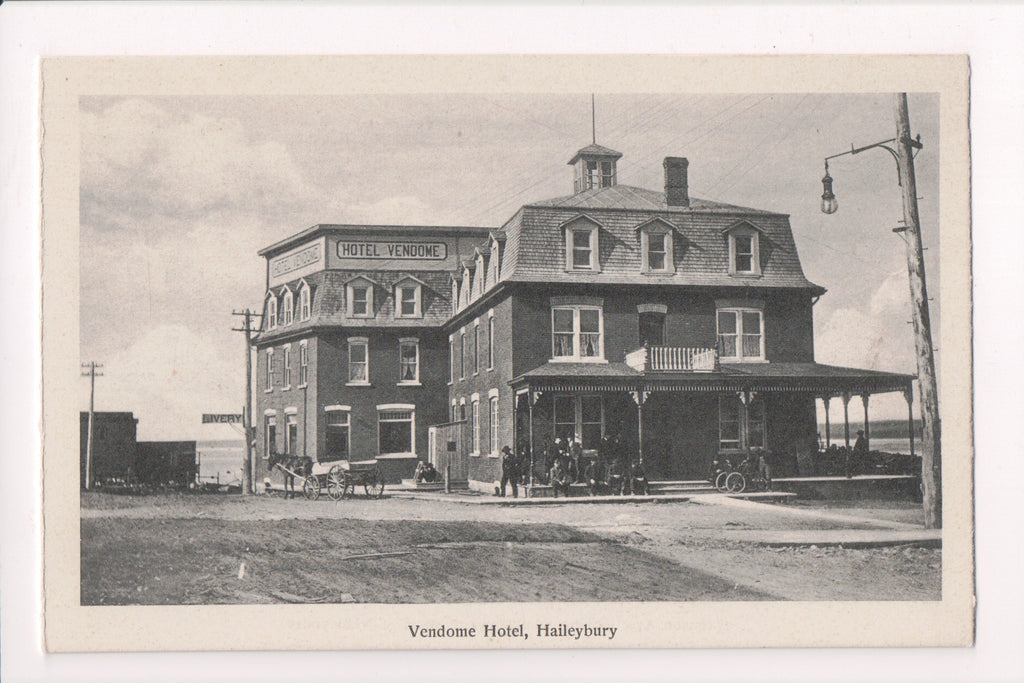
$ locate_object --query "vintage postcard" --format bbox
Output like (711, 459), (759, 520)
(40, 55), (973, 652)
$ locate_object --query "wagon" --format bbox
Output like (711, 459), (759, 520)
(324, 459), (385, 500)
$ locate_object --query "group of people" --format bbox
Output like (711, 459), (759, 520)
(497, 436), (649, 498)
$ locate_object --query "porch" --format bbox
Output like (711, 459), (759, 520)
(509, 359), (916, 492)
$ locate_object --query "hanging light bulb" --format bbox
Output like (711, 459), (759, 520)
(820, 161), (838, 214)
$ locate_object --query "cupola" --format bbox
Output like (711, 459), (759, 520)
(568, 144), (622, 194)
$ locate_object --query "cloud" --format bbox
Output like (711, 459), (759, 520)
(816, 270), (914, 373)
(81, 98), (316, 232)
(85, 324), (245, 441)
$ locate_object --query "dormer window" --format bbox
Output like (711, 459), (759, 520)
(561, 215), (602, 272)
(281, 288), (294, 326)
(266, 294), (278, 330)
(394, 276), (424, 318)
(636, 217), (677, 274)
(346, 277), (376, 318)
(450, 277), (460, 313)
(297, 281), (311, 321)
(724, 220), (764, 276)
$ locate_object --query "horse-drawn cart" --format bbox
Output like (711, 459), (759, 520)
(325, 459), (384, 500)
(271, 455), (384, 500)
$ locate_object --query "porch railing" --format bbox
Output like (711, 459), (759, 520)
(624, 346), (718, 372)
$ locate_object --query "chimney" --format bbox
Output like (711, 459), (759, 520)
(664, 157), (689, 207)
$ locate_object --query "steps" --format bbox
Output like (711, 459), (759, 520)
(394, 479), (469, 492)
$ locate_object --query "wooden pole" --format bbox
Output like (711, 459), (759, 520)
(894, 93), (941, 529)
(81, 361), (103, 490)
(842, 392), (851, 478)
(823, 395), (832, 447)
(527, 392), (535, 497)
(85, 362), (95, 490)
(861, 393), (871, 450)
(242, 310), (254, 495)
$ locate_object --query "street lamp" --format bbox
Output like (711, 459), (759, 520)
(818, 93), (941, 530)
(820, 161), (838, 215)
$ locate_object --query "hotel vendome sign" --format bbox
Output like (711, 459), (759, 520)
(337, 240), (448, 261)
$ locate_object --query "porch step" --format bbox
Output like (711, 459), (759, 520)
(649, 480), (716, 494)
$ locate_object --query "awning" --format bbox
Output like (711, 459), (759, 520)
(509, 361), (913, 396)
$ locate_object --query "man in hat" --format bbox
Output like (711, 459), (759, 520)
(500, 446), (519, 498)
(852, 429), (869, 476)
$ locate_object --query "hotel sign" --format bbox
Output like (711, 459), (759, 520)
(270, 243), (322, 278)
(337, 241), (447, 261)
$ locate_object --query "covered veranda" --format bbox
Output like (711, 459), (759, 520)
(509, 361), (915, 486)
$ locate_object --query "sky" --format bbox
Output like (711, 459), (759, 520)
(79, 93), (940, 440)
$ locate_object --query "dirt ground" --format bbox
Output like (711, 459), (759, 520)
(80, 491), (940, 605)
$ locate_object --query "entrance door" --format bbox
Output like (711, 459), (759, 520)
(639, 311), (665, 347)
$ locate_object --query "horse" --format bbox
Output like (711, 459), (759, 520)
(268, 451), (313, 499)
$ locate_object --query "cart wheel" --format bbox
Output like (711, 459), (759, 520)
(364, 469), (385, 499)
(714, 471), (730, 492)
(342, 473), (353, 500)
(326, 466), (345, 501)
(725, 472), (746, 494)
(303, 476), (320, 501)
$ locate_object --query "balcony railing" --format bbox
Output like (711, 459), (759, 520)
(624, 345), (718, 373)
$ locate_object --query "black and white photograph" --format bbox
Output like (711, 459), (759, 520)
(32, 53), (976, 657)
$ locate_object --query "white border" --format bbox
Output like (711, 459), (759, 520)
(4, 3), (1023, 682)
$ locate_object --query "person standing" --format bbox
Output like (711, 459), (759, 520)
(500, 446), (519, 498)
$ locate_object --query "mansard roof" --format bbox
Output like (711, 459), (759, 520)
(493, 184), (823, 292)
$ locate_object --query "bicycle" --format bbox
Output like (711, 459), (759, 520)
(723, 455), (770, 494)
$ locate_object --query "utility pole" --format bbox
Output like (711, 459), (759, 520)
(819, 93), (941, 529)
(232, 309), (258, 495)
(894, 93), (941, 529)
(80, 361), (103, 490)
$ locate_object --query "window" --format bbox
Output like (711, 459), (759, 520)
(285, 414), (298, 456)
(718, 395), (767, 451)
(325, 409), (350, 460)
(298, 342), (308, 386)
(648, 232), (668, 271)
(378, 406), (414, 455)
(489, 395), (500, 455)
(487, 316), (495, 369)
(298, 283), (311, 321)
(717, 308), (764, 361)
(718, 398), (740, 450)
(265, 349), (274, 391)
(552, 306), (603, 360)
(282, 345), (292, 388)
(449, 337), (455, 383)
(471, 399), (480, 455)
(459, 401), (466, 422)
(395, 281), (422, 318)
(554, 396), (576, 445)
(282, 289), (294, 325)
(451, 278), (460, 313)
(346, 279), (374, 318)
(571, 230), (593, 270)
(638, 311), (666, 347)
(460, 331), (466, 379)
(399, 339), (419, 384)
(265, 415), (277, 457)
(726, 224), (762, 276)
(473, 323), (480, 374)
(553, 395), (604, 449)
(267, 295), (278, 330)
(348, 338), (369, 384)
(734, 235), (754, 273)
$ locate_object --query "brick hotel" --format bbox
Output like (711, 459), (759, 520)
(253, 142), (913, 489)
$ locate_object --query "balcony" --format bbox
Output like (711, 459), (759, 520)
(624, 345), (718, 373)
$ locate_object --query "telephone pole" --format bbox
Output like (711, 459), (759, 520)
(232, 309), (258, 495)
(894, 93), (941, 529)
(819, 93), (941, 528)
(80, 361), (103, 490)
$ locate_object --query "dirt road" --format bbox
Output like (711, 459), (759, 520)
(80, 492), (940, 605)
